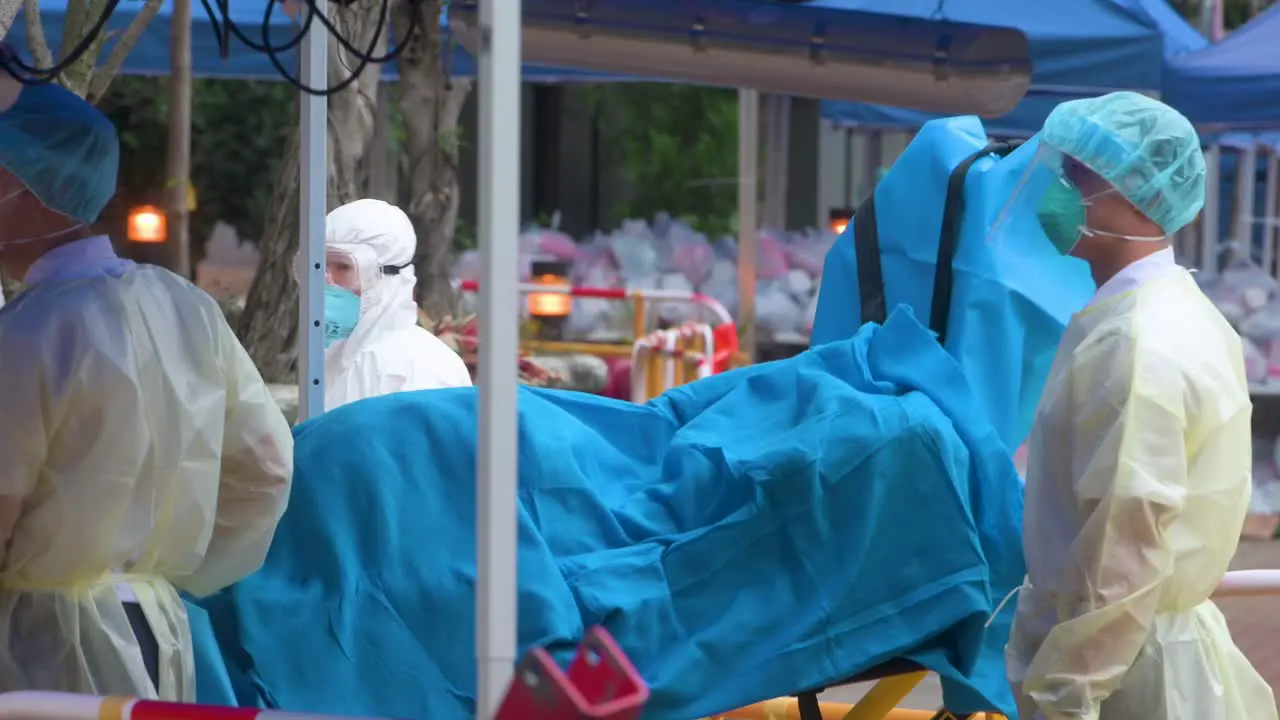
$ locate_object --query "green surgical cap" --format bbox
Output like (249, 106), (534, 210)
(1042, 91), (1205, 235)
(0, 81), (120, 225)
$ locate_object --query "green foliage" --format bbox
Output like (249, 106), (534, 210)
(453, 216), (477, 251)
(97, 77), (294, 249)
(583, 84), (739, 238)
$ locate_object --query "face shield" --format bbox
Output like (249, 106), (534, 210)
(294, 244), (413, 348)
(988, 144), (1163, 256)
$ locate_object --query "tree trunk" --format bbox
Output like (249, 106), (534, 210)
(13, 0), (161, 101)
(0, 0), (21, 42)
(393, 0), (471, 321)
(236, 0), (384, 379)
(237, 128), (302, 383)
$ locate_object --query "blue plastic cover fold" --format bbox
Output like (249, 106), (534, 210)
(190, 306), (1026, 719)
(812, 115), (1094, 450)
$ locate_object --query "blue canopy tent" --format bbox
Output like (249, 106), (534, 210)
(1165, 2), (1280, 133)
(7, 0), (630, 81)
(818, 0), (1203, 136)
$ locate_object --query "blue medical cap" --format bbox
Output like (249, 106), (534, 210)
(1042, 91), (1205, 235)
(0, 82), (120, 224)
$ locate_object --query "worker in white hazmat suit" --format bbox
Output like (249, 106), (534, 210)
(317, 199), (472, 410)
(993, 92), (1276, 719)
(0, 73), (293, 699)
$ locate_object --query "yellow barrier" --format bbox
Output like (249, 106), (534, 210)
(631, 324), (715, 402)
(709, 670), (1007, 720)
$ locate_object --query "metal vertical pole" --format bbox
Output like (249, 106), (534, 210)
(1263, 151), (1279, 277)
(297, 0), (327, 421)
(1236, 144), (1258, 256)
(737, 88), (759, 360)
(165, 0), (192, 279)
(842, 129), (854, 207)
(761, 93), (791, 230)
(476, 0), (521, 716)
(1202, 145), (1221, 275)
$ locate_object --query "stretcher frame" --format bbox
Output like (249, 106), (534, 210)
(705, 569), (1280, 720)
(0, 572), (1274, 719)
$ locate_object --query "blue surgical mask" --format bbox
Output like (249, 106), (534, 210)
(0, 188), (84, 249)
(324, 285), (361, 348)
(1037, 180), (1166, 255)
(1035, 178), (1086, 255)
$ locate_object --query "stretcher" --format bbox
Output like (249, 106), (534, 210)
(4, 570), (1273, 720)
(0, 629), (649, 720)
(707, 568), (1280, 720)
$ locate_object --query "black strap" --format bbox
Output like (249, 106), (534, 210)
(928, 140), (1023, 345)
(797, 691), (823, 720)
(930, 711), (980, 720)
(853, 141), (1022, 338)
(853, 193), (886, 326)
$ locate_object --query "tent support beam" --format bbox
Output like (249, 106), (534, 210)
(475, 0), (522, 716)
(737, 88), (759, 359)
(297, 0), (327, 421)
(1235, 144), (1258, 254)
(1202, 145), (1221, 274)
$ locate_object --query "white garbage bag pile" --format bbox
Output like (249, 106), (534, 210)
(1199, 256), (1280, 386)
(1200, 256), (1280, 516)
(450, 216), (838, 343)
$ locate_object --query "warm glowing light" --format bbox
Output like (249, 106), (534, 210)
(829, 208), (854, 235)
(128, 205), (167, 243)
(528, 273), (571, 318)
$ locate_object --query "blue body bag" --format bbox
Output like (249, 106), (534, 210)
(812, 116), (1095, 449)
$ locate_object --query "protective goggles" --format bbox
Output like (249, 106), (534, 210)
(294, 244), (411, 293)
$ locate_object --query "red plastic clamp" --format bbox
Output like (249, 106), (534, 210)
(495, 627), (649, 720)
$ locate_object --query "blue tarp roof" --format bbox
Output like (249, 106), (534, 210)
(12, 0), (1030, 91)
(819, 0), (1203, 136)
(1165, 3), (1280, 132)
(7, 0), (629, 82)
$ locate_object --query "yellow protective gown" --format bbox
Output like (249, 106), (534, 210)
(1007, 261), (1277, 720)
(0, 250), (294, 700)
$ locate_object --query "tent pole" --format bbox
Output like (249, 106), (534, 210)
(737, 88), (759, 359)
(1235, 144), (1258, 255)
(1202, 145), (1221, 275)
(475, 0), (522, 716)
(1263, 150), (1279, 277)
(297, 0), (327, 421)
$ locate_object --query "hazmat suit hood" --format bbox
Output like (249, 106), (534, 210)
(324, 199), (420, 372)
(321, 199), (472, 410)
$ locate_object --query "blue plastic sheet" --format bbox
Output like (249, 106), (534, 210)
(1165, 3), (1280, 132)
(191, 307), (1025, 719)
(812, 116), (1095, 451)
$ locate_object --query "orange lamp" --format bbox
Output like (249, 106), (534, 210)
(127, 205), (167, 243)
(828, 207), (854, 235)
(528, 260), (572, 319)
